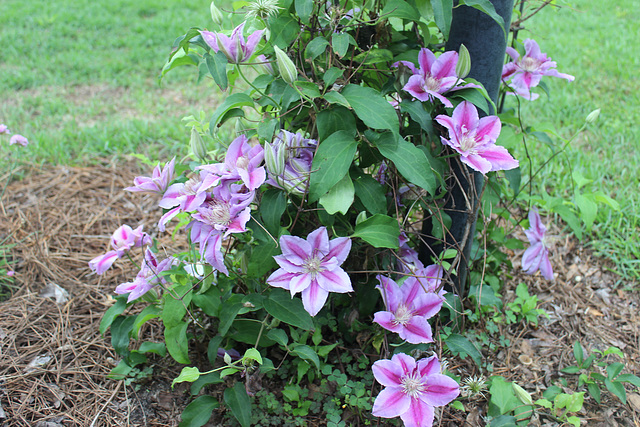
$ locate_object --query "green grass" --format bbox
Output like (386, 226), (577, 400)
(0, 0), (218, 166)
(501, 0), (640, 281)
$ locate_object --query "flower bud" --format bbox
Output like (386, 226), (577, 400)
(210, 1), (223, 26)
(273, 46), (297, 84)
(190, 127), (207, 161)
(512, 382), (533, 405)
(456, 44), (471, 79)
(264, 140), (285, 176)
(223, 352), (232, 365)
(586, 108), (600, 124)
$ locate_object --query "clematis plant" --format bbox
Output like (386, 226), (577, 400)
(502, 38), (575, 100)
(372, 353), (460, 427)
(125, 157), (175, 194)
(522, 207), (554, 280)
(435, 101), (519, 174)
(201, 22), (265, 64)
(89, 224), (150, 274)
(267, 227), (352, 316)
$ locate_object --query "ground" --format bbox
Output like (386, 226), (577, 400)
(0, 163), (638, 426)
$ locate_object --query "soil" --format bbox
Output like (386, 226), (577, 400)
(0, 162), (638, 426)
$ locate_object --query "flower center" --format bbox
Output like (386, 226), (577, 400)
(183, 178), (200, 195)
(393, 304), (414, 326)
(302, 254), (324, 279)
(401, 372), (425, 398)
(520, 56), (540, 72)
(236, 155), (250, 170)
(202, 200), (232, 226)
(424, 76), (442, 92)
(459, 134), (477, 153)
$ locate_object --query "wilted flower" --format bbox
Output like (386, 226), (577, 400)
(435, 101), (519, 174)
(267, 227), (352, 316)
(397, 232), (424, 273)
(395, 48), (475, 107)
(89, 225), (151, 274)
(265, 130), (316, 195)
(502, 38), (574, 100)
(522, 207), (553, 280)
(201, 22), (265, 64)
(115, 249), (175, 302)
(125, 157), (176, 195)
(9, 134), (28, 146)
(372, 353), (460, 427)
(373, 266), (445, 344)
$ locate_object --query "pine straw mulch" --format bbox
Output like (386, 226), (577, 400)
(0, 162), (639, 426)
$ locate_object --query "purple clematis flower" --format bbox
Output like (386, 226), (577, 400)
(522, 207), (553, 280)
(191, 182), (253, 238)
(9, 134), (28, 146)
(373, 266), (445, 344)
(198, 134), (266, 192)
(372, 353), (460, 427)
(89, 224), (151, 274)
(201, 22), (265, 64)
(115, 249), (176, 302)
(264, 130), (316, 195)
(267, 227), (352, 316)
(395, 48), (474, 107)
(0, 124), (10, 134)
(157, 172), (218, 231)
(125, 157), (176, 195)
(502, 39), (574, 100)
(435, 101), (519, 174)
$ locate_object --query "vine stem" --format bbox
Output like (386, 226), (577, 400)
(236, 64), (280, 110)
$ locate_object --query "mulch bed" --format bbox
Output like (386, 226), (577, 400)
(0, 162), (639, 426)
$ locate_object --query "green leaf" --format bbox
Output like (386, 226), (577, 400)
(190, 372), (223, 395)
(267, 15), (299, 48)
(179, 395), (219, 427)
(295, 0), (313, 24)
(162, 284), (192, 328)
(616, 373), (640, 388)
(323, 91), (351, 108)
(309, 130), (357, 202)
(257, 117), (279, 142)
(100, 295), (128, 335)
(107, 360), (133, 380)
(331, 32), (351, 57)
(354, 175), (387, 215)
(607, 362), (625, 380)
(231, 319), (276, 346)
(450, 88), (490, 115)
(204, 51), (228, 90)
(374, 132), (436, 195)
(489, 415), (517, 427)
(575, 193), (597, 231)
(263, 289), (314, 331)
(352, 214), (400, 249)
(316, 106), (356, 141)
(173, 367), (202, 387)
(165, 322), (191, 364)
(381, 0), (421, 20)
(132, 306), (161, 339)
(209, 93), (255, 132)
(139, 342), (167, 357)
(605, 379), (627, 403)
(295, 81), (321, 99)
(504, 166), (521, 194)
(561, 366), (581, 374)
(587, 382), (601, 403)
(431, 0), (453, 39)
(224, 382), (252, 427)
(489, 377), (519, 415)
(573, 341), (584, 366)
(400, 100), (434, 134)
(341, 85), (400, 138)
(267, 328), (289, 347)
(291, 344), (320, 370)
(534, 398), (552, 409)
(445, 333), (482, 367)
(192, 285), (221, 317)
(319, 174), (354, 215)
(459, 0), (505, 35)
(352, 49), (393, 65)
(323, 67), (343, 86)
(110, 315), (135, 356)
(247, 240), (279, 277)
(243, 348), (263, 365)
(207, 336), (224, 366)
(305, 37), (329, 60)
(260, 189), (286, 236)
(219, 298), (244, 336)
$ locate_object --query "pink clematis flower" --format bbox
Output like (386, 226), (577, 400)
(372, 353), (460, 427)
(115, 249), (176, 302)
(395, 48), (474, 107)
(198, 134), (266, 192)
(435, 101), (519, 174)
(264, 130), (316, 195)
(9, 134), (28, 146)
(522, 207), (553, 280)
(267, 227), (352, 316)
(125, 157), (176, 195)
(201, 22), (265, 64)
(89, 225), (151, 274)
(502, 39), (574, 100)
(0, 124), (10, 134)
(373, 265), (445, 344)
(157, 172), (218, 231)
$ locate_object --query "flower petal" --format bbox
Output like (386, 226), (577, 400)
(372, 387), (411, 419)
(399, 399), (435, 427)
(306, 226), (330, 254)
(325, 236), (351, 265)
(400, 316), (434, 344)
(266, 268), (296, 290)
(431, 50), (458, 79)
(372, 358), (405, 387)
(373, 311), (404, 335)
(461, 153), (492, 175)
(480, 144), (519, 172)
(316, 268), (353, 293)
(421, 374), (460, 406)
(280, 235), (312, 265)
(301, 281), (329, 316)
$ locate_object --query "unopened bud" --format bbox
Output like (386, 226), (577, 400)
(512, 382), (533, 405)
(274, 45), (297, 84)
(456, 44), (471, 79)
(264, 141), (285, 176)
(190, 127), (207, 161)
(586, 108), (600, 124)
(223, 352), (232, 365)
(210, 1), (223, 26)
